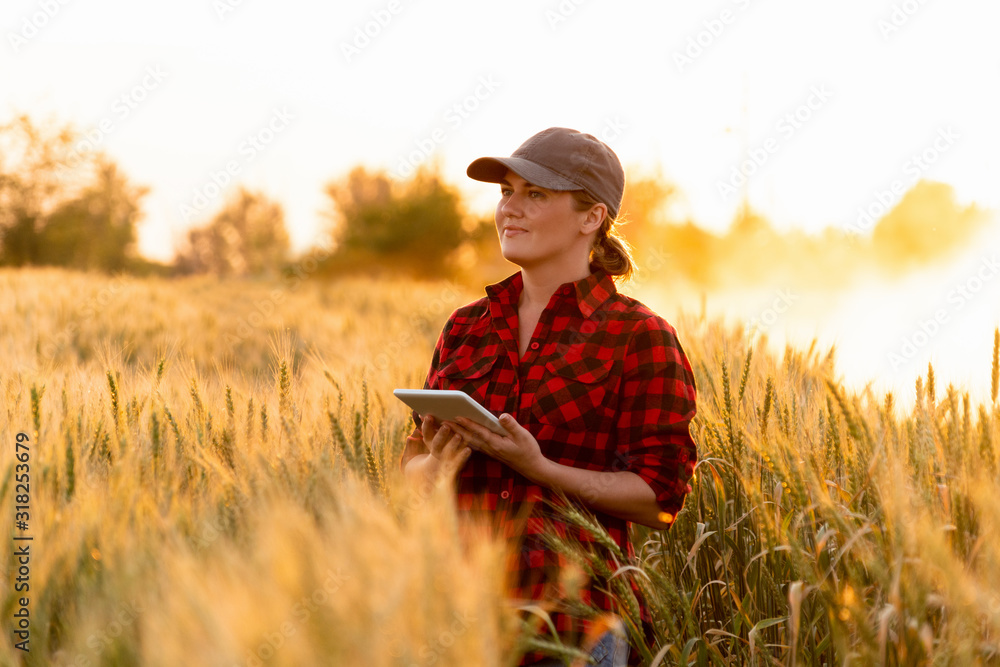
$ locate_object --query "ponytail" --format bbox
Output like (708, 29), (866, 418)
(570, 191), (636, 282)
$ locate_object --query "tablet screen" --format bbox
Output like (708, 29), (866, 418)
(393, 389), (508, 436)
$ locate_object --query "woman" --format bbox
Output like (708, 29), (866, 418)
(402, 127), (697, 667)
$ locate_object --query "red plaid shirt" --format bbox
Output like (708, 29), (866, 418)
(403, 269), (697, 663)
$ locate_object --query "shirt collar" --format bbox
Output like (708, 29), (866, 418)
(485, 268), (617, 319)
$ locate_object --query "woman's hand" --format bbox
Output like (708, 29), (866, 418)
(448, 414), (670, 528)
(421, 414), (472, 478)
(447, 414), (550, 482)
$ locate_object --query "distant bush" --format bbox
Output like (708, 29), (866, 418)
(175, 186), (290, 277)
(322, 166), (490, 279)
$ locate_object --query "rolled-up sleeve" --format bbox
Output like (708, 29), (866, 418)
(616, 316), (697, 517)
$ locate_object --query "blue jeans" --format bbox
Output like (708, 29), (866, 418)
(529, 629), (630, 667)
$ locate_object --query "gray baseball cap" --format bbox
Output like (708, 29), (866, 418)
(467, 127), (625, 218)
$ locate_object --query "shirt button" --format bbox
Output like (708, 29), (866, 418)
(500, 491), (510, 499)
(530, 342), (540, 350)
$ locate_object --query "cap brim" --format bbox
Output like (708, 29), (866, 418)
(467, 157), (579, 191)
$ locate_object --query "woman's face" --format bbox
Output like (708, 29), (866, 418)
(494, 171), (602, 272)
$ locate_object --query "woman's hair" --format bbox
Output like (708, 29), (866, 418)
(570, 190), (636, 282)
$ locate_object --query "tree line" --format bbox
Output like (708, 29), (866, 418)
(0, 115), (494, 281)
(1, 114), (986, 287)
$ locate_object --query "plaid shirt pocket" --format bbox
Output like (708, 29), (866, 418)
(531, 354), (616, 432)
(436, 353), (500, 400)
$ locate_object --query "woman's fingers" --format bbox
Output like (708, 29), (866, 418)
(416, 414), (471, 478)
(436, 428), (471, 477)
(450, 418), (498, 453)
(439, 443), (472, 477)
(420, 413), (438, 442)
(451, 415), (543, 476)
(422, 415), (454, 453)
(438, 426), (461, 453)
(427, 421), (468, 462)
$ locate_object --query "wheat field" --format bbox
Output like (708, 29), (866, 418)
(2, 267), (1000, 666)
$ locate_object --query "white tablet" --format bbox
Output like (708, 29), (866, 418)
(393, 389), (509, 436)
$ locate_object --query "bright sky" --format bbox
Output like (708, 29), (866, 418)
(2, 0), (999, 262)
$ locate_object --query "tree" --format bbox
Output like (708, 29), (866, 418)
(176, 187), (290, 276)
(323, 166), (465, 278)
(618, 170), (678, 251)
(872, 180), (986, 271)
(0, 114), (147, 271)
(40, 159), (146, 271)
(615, 170), (696, 282)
